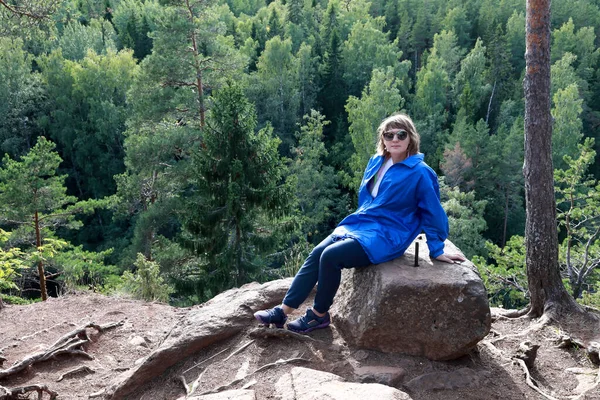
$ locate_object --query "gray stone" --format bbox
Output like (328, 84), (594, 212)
(405, 367), (484, 391)
(128, 336), (148, 348)
(353, 365), (406, 386)
(276, 367), (412, 400)
(331, 239), (491, 360)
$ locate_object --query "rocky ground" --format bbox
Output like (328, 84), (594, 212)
(0, 289), (599, 400)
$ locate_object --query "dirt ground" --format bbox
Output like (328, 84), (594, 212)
(0, 292), (599, 400)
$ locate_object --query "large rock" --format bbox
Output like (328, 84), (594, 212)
(106, 278), (292, 399)
(331, 239), (490, 360)
(276, 367), (412, 400)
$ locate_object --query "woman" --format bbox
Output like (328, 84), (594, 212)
(255, 113), (465, 333)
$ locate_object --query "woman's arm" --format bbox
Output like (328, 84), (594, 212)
(416, 170), (466, 263)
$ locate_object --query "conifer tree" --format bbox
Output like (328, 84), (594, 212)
(184, 82), (291, 295)
(0, 137), (96, 300)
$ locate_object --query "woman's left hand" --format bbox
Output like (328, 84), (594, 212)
(435, 252), (467, 264)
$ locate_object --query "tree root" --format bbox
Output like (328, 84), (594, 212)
(179, 339), (256, 396)
(0, 384), (58, 400)
(0, 320), (124, 380)
(248, 327), (320, 343)
(514, 358), (559, 400)
(479, 340), (511, 361)
(56, 365), (95, 382)
(489, 314), (551, 344)
(557, 336), (600, 365)
(198, 357), (310, 396)
(569, 367), (600, 400)
(491, 306), (531, 321)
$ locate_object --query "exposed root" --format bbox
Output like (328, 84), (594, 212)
(248, 327), (320, 343)
(181, 347), (230, 375)
(56, 365), (95, 382)
(0, 320), (124, 380)
(514, 358), (559, 400)
(490, 315), (551, 344)
(491, 306), (531, 321)
(0, 384), (58, 400)
(557, 336), (600, 365)
(199, 357), (310, 396)
(88, 389), (105, 398)
(222, 340), (255, 363)
(479, 340), (510, 361)
(569, 367), (600, 400)
(181, 339), (256, 396)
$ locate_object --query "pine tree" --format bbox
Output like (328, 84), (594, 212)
(0, 137), (97, 300)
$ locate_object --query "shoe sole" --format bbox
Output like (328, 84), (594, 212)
(254, 314), (286, 329)
(287, 320), (330, 334)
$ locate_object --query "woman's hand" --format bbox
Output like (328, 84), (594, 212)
(435, 252), (467, 264)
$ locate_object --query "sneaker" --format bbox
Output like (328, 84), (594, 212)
(254, 306), (287, 328)
(287, 308), (331, 333)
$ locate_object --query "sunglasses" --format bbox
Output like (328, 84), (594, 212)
(382, 129), (408, 141)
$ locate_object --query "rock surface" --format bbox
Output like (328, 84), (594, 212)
(106, 278), (293, 399)
(331, 239), (491, 360)
(188, 389), (256, 399)
(405, 367), (490, 390)
(352, 365), (406, 386)
(276, 367), (412, 400)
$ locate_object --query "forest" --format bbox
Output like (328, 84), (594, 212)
(1, 0), (600, 309)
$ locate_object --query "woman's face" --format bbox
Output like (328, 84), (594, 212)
(382, 127), (410, 160)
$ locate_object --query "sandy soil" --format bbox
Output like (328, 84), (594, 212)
(0, 292), (599, 400)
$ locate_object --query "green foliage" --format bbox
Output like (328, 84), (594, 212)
(0, 230), (28, 292)
(440, 183), (487, 260)
(248, 36), (299, 150)
(555, 138), (600, 299)
(290, 110), (345, 242)
(345, 67), (405, 190)
(56, 19), (117, 61)
(0, 38), (44, 158)
(551, 83), (584, 170)
(40, 48), (138, 199)
(341, 16), (404, 97)
(53, 245), (116, 291)
(120, 253), (173, 302)
(473, 236), (528, 309)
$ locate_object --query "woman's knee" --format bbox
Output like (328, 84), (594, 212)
(319, 246), (343, 271)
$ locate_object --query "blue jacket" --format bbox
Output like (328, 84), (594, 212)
(332, 153), (448, 264)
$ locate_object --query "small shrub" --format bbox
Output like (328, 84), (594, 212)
(120, 253), (173, 302)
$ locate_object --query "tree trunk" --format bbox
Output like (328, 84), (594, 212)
(34, 210), (48, 301)
(523, 0), (575, 317)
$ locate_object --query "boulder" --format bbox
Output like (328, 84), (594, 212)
(331, 239), (491, 360)
(276, 367), (412, 400)
(106, 278), (292, 399)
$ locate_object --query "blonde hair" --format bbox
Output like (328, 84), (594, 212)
(376, 113), (420, 158)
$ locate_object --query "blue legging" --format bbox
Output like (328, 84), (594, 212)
(282, 235), (371, 314)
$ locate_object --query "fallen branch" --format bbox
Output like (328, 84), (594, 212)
(0, 384), (58, 400)
(514, 358), (559, 400)
(56, 365), (95, 382)
(0, 320), (124, 380)
(199, 357), (310, 396)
